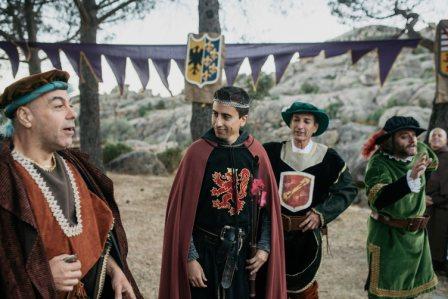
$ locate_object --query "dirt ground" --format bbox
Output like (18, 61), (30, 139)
(110, 173), (448, 299)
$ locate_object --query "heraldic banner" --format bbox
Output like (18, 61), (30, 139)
(184, 33), (225, 104)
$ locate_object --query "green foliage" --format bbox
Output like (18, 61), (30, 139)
(233, 72), (275, 100)
(386, 97), (400, 107)
(157, 147), (183, 173)
(138, 103), (153, 117)
(300, 81), (320, 94)
(154, 101), (166, 110)
(366, 107), (386, 125)
(103, 143), (132, 164)
(248, 73), (275, 100)
(413, 46), (429, 55)
(366, 97), (407, 125)
(326, 101), (343, 119)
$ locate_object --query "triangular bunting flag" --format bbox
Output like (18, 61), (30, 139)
(82, 52), (103, 82)
(274, 53), (294, 84)
(130, 58), (150, 90)
(152, 59), (171, 92)
(351, 48), (372, 64)
(0, 43), (19, 77)
(325, 48), (349, 58)
(248, 55), (269, 86)
(298, 46), (321, 58)
(174, 59), (185, 76)
(377, 44), (404, 85)
(224, 58), (244, 86)
(104, 55), (127, 94)
(62, 48), (82, 77)
(40, 46), (62, 70)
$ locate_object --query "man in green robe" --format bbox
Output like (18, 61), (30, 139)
(362, 116), (439, 298)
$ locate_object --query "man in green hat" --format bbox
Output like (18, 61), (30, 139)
(362, 116), (438, 298)
(0, 69), (141, 298)
(264, 101), (357, 298)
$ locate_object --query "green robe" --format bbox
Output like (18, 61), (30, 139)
(365, 142), (438, 298)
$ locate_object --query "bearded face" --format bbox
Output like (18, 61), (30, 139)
(392, 130), (417, 158)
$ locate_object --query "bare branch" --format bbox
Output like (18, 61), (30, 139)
(102, 14), (127, 24)
(98, 0), (121, 10)
(360, 2), (397, 20)
(98, 0), (135, 23)
(58, 27), (81, 42)
(0, 29), (19, 43)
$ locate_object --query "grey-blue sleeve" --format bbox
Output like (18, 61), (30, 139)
(188, 236), (199, 261)
(257, 209), (271, 252)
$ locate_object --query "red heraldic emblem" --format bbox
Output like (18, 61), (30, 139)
(278, 171), (315, 212)
(211, 168), (251, 215)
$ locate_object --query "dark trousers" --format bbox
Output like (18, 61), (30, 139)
(427, 206), (448, 263)
(190, 230), (249, 299)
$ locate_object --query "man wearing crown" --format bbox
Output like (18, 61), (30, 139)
(159, 86), (286, 299)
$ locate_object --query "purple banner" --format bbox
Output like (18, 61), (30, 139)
(0, 39), (421, 92)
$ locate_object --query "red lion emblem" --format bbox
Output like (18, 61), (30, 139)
(211, 168), (251, 215)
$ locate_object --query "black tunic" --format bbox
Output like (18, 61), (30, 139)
(190, 129), (270, 299)
(263, 141), (357, 292)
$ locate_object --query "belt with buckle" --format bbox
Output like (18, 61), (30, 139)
(194, 225), (246, 244)
(371, 211), (429, 232)
(281, 214), (308, 232)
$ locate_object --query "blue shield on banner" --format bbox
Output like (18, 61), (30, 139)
(185, 34), (223, 88)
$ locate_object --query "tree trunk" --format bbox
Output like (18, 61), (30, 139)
(198, 0), (221, 33)
(190, 0), (221, 141)
(79, 0), (103, 168)
(428, 102), (448, 134)
(24, 0), (41, 74)
(427, 72), (448, 136)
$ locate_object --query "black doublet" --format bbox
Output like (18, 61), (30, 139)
(263, 141), (357, 292)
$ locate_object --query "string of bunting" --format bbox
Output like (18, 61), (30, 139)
(0, 39), (420, 93)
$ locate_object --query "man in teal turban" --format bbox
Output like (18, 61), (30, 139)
(0, 70), (141, 299)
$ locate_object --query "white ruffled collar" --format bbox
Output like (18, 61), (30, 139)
(380, 150), (413, 163)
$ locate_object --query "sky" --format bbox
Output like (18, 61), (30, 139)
(0, 0), (447, 97)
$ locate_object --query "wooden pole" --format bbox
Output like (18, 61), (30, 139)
(428, 20), (448, 136)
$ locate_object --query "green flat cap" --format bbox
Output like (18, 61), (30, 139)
(281, 101), (329, 136)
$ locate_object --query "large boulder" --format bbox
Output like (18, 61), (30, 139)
(129, 106), (191, 146)
(107, 151), (167, 175)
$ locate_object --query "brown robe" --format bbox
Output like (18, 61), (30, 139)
(426, 146), (448, 263)
(14, 159), (113, 278)
(0, 140), (142, 299)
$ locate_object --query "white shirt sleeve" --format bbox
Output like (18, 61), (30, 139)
(406, 170), (421, 193)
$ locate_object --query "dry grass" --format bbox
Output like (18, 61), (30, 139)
(110, 173), (448, 299)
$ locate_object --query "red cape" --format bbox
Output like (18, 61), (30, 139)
(158, 135), (286, 299)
